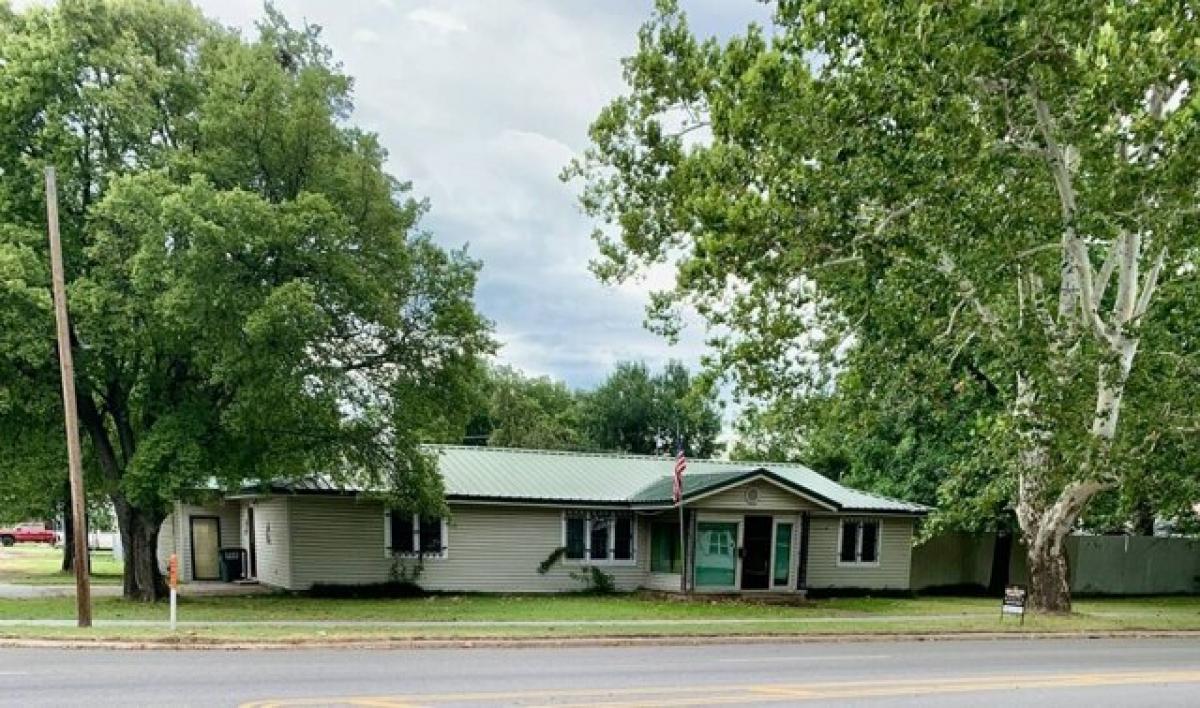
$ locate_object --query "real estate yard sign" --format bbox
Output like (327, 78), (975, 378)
(1002, 585), (1027, 624)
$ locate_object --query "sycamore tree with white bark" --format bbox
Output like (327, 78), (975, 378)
(568, 0), (1200, 612)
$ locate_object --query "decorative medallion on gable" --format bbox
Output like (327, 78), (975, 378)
(744, 485), (760, 506)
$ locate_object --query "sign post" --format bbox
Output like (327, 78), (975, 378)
(168, 553), (179, 631)
(1001, 584), (1027, 625)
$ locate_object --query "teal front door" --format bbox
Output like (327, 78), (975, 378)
(695, 521), (738, 588)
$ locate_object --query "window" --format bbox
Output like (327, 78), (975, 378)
(392, 514), (415, 554)
(614, 517), (633, 561)
(707, 529), (734, 556)
(839, 519), (881, 565)
(565, 518), (586, 559)
(650, 522), (681, 573)
(562, 512), (635, 564)
(590, 518), (611, 560)
(773, 522), (793, 587)
(388, 512), (445, 557)
(419, 516), (443, 554)
(859, 521), (878, 563)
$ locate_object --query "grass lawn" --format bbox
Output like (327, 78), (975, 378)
(0, 544), (123, 586)
(0, 593), (1197, 643)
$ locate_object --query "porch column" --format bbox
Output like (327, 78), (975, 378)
(682, 508), (696, 594)
(797, 512), (810, 592)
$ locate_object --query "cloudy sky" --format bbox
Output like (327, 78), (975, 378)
(177, 0), (772, 390)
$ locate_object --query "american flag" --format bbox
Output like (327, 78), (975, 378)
(672, 439), (687, 504)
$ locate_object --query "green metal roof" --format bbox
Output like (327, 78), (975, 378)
(427, 445), (928, 514)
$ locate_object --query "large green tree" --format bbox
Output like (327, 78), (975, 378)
(581, 360), (722, 457)
(460, 365), (586, 450)
(0, 1), (491, 600)
(569, 1), (1199, 611)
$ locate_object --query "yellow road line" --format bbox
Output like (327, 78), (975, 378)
(240, 669), (1200, 708)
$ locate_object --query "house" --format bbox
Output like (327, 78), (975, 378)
(157, 445), (928, 594)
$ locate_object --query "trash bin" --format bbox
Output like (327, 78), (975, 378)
(219, 547), (246, 582)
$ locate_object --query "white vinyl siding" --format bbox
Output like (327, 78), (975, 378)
(423, 506), (649, 592)
(281, 498), (651, 592)
(287, 496), (392, 589)
(806, 516), (914, 590)
(251, 497), (291, 589)
(169, 501), (240, 582)
(696, 480), (827, 512)
(159, 492), (919, 594)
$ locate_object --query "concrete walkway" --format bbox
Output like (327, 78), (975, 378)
(0, 584), (123, 600)
(0, 581), (269, 600)
(0, 614), (999, 628)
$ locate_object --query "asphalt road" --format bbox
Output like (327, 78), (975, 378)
(2, 638), (1199, 707)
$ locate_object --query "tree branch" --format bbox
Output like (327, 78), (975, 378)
(1093, 235), (1120, 308)
(76, 392), (121, 484)
(1029, 85), (1104, 336)
(1113, 229), (1140, 326)
(1132, 247), (1167, 324)
(935, 251), (1000, 329)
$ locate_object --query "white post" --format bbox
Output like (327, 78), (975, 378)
(169, 587), (177, 631)
(678, 503), (687, 594)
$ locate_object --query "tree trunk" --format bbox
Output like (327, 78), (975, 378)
(1130, 500), (1156, 536)
(113, 495), (166, 602)
(1017, 477), (1107, 613)
(60, 491), (74, 573)
(1026, 538), (1072, 613)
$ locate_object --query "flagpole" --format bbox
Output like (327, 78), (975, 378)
(675, 431), (687, 595)
(678, 497), (686, 594)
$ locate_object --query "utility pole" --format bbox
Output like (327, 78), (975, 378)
(44, 166), (92, 628)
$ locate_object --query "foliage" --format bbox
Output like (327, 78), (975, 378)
(536, 546), (570, 575)
(580, 360), (722, 457)
(461, 365), (586, 450)
(0, 1), (491, 598)
(578, 565), (617, 594)
(536, 545), (617, 594)
(732, 347), (1015, 535)
(457, 360), (722, 457)
(568, 0), (1200, 610)
(387, 553), (426, 587)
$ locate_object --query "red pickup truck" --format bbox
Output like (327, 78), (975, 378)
(0, 522), (58, 546)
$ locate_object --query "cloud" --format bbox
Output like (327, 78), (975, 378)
(172, 1), (772, 395)
(407, 7), (468, 34)
(351, 28), (381, 44)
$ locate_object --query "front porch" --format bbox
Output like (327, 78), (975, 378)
(643, 508), (811, 595)
(160, 498), (266, 586)
(638, 471), (913, 596)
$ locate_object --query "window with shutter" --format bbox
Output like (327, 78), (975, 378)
(859, 520), (879, 563)
(565, 518), (586, 559)
(839, 520), (859, 563)
(419, 516), (443, 554)
(391, 513), (415, 554)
